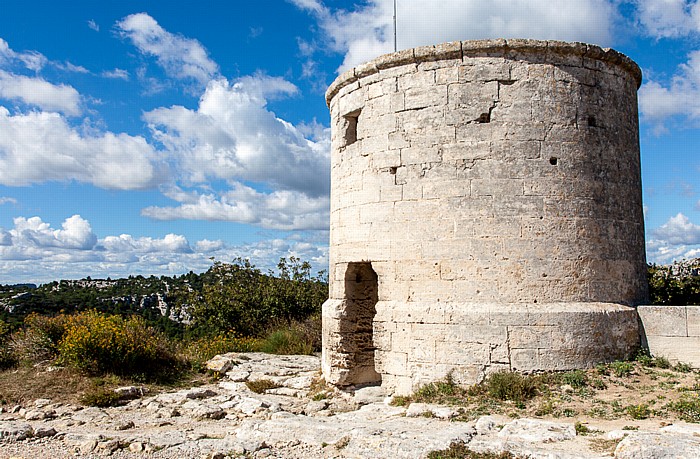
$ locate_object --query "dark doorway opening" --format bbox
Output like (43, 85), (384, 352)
(342, 262), (381, 385)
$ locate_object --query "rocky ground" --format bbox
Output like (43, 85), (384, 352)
(1, 353), (700, 458)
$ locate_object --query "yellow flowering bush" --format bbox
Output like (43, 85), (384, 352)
(184, 333), (260, 365)
(57, 311), (175, 376)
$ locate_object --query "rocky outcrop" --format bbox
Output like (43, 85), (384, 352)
(0, 353), (698, 458)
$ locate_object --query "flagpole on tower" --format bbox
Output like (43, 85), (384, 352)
(393, 0), (397, 52)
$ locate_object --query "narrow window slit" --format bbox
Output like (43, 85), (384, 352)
(343, 109), (361, 146)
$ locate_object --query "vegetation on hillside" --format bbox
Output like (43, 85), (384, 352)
(0, 257), (327, 383)
(647, 258), (700, 305)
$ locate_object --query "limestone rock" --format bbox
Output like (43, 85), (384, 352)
(497, 418), (576, 443)
(406, 402), (458, 420)
(206, 355), (235, 374)
(615, 432), (700, 458)
(0, 422), (33, 442)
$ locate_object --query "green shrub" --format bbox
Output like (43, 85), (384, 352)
(486, 371), (537, 402)
(668, 396), (700, 422)
(626, 403), (651, 420)
(648, 260), (700, 306)
(80, 387), (122, 407)
(674, 362), (693, 373)
(56, 311), (176, 377)
(246, 379), (280, 394)
(562, 370), (588, 389)
(257, 316), (320, 355)
(183, 333), (259, 368)
(427, 441), (515, 459)
(610, 361), (634, 378)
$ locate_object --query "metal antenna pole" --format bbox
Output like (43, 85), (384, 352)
(393, 0), (397, 52)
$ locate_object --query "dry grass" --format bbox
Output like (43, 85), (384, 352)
(0, 365), (94, 406)
(392, 360), (700, 424)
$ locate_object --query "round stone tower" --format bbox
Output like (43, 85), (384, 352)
(322, 39), (647, 395)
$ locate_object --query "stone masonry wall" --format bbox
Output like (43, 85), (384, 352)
(322, 39), (646, 395)
(638, 306), (700, 367)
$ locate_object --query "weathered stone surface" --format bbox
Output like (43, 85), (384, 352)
(0, 352), (696, 459)
(615, 431), (700, 458)
(206, 355), (235, 373)
(406, 402), (458, 419)
(0, 422), (33, 441)
(324, 39), (645, 394)
(497, 418), (576, 443)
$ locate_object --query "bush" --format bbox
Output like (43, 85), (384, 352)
(562, 370), (588, 389)
(668, 396), (700, 423)
(183, 333), (259, 363)
(648, 259), (700, 305)
(257, 316), (321, 355)
(486, 371), (538, 402)
(427, 441), (515, 459)
(56, 311), (176, 377)
(610, 361), (634, 378)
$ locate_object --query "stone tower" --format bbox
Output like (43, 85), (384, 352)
(322, 39), (647, 395)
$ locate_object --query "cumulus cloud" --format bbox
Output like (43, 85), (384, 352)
(652, 213), (700, 244)
(0, 70), (82, 116)
(141, 183), (329, 230)
(87, 19), (100, 32)
(143, 76), (330, 197)
(635, 0), (700, 38)
(116, 13), (219, 85)
(54, 61), (90, 74)
(0, 197), (16, 205)
(0, 107), (162, 189)
(0, 214), (328, 285)
(639, 50), (700, 130)
(647, 213), (700, 263)
(101, 68), (129, 80)
(100, 233), (192, 254)
(10, 215), (97, 250)
(293, 0), (619, 71)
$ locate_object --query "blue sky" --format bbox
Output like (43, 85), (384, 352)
(0, 0), (698, 284)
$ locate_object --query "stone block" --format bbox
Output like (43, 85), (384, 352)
(687, 306), (700, 337)
(645, 336), (700, 367)
(638, 306), (688, 337)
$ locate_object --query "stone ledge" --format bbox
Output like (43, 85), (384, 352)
(638, 305), (700, 367)
(326, 39), (642, 105)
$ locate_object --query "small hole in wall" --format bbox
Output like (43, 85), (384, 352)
(476, 112), (491, 123)
(389, 167), (397, 175)
(343, 109), (361, 146)
(549, 157), (558, 166)
(587, 116), (597, 127)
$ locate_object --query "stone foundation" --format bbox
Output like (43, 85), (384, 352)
(323, 300), (638, 394)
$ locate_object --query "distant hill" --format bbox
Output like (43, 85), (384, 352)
(0, 257), (328, 338)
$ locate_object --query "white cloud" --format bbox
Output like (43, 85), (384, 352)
(652, 213), (700, 244)
(101, 68), (130, 80)
(0, 197), (16, 205)
(635, 0), (700, 38)
(294, 0), (619, 71)
(100, 233), (192, 254)
(639, 50), (700, 130)
(195, 239), (225, 252)
(10, 215), (97, 250)
(647, 213), (700, 263)
(0, 107), (162, 189)
(55, 61), (90, 74)
(141, 183), (329, 230)
(116, 13), (219, 85)
(0, 70), (82, 116)
(0, 214), (328, 284)
(0, 38), (47, 72)
(87, 19), (100, 32)
(143, 76), (330, 196)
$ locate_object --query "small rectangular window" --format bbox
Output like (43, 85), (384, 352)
(343, 109), (361, 146)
